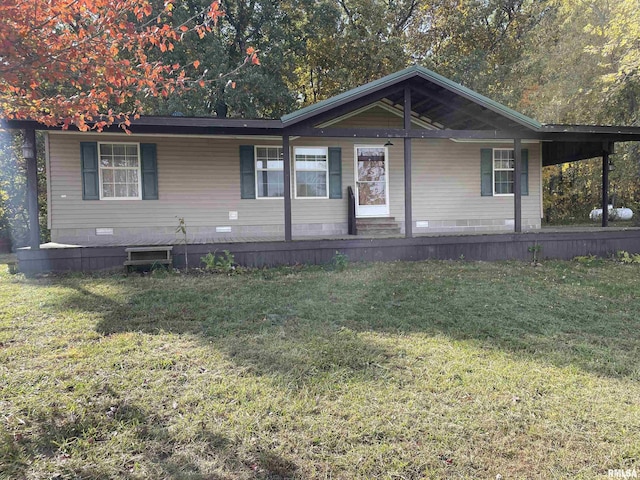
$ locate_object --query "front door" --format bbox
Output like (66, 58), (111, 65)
(355, 145), (389, 217)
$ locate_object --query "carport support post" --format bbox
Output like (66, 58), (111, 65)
(404, 85), (413, 238)
(24, 128), (40, 250)
(513, 138), (522, 233)
(602, 147), (609, 228)
(283, 134), (292, 242)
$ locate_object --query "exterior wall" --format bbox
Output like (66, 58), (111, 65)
(324, 104), (429, 129)
(47, 129), (541, 246)
(411, 139), (542, 234)
(49, 133), (285, 245)
(290, 136), (405, 235)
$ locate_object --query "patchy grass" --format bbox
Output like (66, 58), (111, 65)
(1, 259), (639, 479)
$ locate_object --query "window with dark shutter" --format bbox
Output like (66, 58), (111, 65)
(140, 143), (158, 200)
(328, 147), (342, 199)
(239, 145), (256, 199)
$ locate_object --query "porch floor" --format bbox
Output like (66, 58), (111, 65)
(36, 224), (640, 249)
(18, 227), (640, 274)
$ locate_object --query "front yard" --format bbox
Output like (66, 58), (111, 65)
(1, 258), (638, 479)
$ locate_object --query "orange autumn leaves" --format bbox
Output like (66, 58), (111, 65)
(0, 0), (256, 131)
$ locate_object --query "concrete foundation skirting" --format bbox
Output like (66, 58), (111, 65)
(16, 230), (640, 274)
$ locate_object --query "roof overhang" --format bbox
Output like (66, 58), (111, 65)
(2, 117), (283, 137)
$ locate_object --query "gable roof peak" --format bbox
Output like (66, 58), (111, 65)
(281, 64), (542, 131)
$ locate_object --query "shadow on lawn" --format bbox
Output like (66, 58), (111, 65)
(57, 280), (393, 387)
(3, 381), (298, 480)
(54, 262), (640, 382)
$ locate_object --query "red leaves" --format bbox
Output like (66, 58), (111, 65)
(207, 1), (222, 21)
(246, 47), (260, 66)
(0, 0), (233, 131)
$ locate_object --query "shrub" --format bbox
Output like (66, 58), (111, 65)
(201, 250), (237, 274)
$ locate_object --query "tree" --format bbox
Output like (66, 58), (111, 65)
(405, 0), (548, 107)
(512, 0), (640, 223)
(0, 130), (48, 246)
(141, 0), (302, 119)
(0, 0), (237, 130)
(295, 0), (414, 104)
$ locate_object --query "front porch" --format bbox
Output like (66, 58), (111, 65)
(16, 227), (640, 274)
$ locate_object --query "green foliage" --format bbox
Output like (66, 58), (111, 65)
(330, 250), (349, 271)
(573, 254), (600, 266)
(528, 243), (543, 264)
(201, 250), (237, 274)
(0, 130), (49, 248)
(616, 250), (640, 264)
(407, 0), (544, 105)
(141, 0), (303, 118)
(175, 217), (188, 271)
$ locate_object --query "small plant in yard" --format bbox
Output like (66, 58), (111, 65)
(331, 250), (349, 271)
(616, 250), (640, 264)
(573, 254), (602, 266)
(176, 217), (189, 271)
(201, 250), (237, 274)
(528, 243), (543, 266)
(149, 262), (173, 276)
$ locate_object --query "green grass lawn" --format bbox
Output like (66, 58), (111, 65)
(1, 258), (639, 479)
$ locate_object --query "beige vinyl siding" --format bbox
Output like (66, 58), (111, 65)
(291, 137), (404, 226)
(411, 139), (542, 226)
(325, 105), (428, 130)
(48, 132), (540, 243)
(48, 134), (283, 230)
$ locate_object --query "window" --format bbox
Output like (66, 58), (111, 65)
(294, 147), (328, 198)
(255, 146), (284, 198)
(99, 143), (141, 199)
(493, 148), (514, 195)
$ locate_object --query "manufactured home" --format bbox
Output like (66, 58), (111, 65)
(6, 65), (640, 272)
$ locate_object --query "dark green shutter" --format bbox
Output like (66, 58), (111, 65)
(521, 149), (529, 196)
(140, 143), (158, 200)
(81, 142), (99, 200)
(239, 145), (255, 199)
(328, 147), (342, 199)
(480, 148), (493, 196)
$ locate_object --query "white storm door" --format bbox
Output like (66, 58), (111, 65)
(355, 145), (389, 217)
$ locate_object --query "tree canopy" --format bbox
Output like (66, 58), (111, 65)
(0, 0), (230, 130)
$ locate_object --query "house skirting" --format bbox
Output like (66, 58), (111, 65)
(16, 229), (640, 274)
(50, 219), (544, 246)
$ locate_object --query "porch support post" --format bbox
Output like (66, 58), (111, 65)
(403, 85), (413, 238)
(283, 134), (292, 242)
(24, 128), (40, 250)
(602, 147), (610, 228)
(513, 138), (522, 233)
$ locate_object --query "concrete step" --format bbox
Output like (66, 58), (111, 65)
(356, 224), (401, 232)
(358, 230), (402, 238)
(356, 217), (401, 236)
(356, 217), (396, 225)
